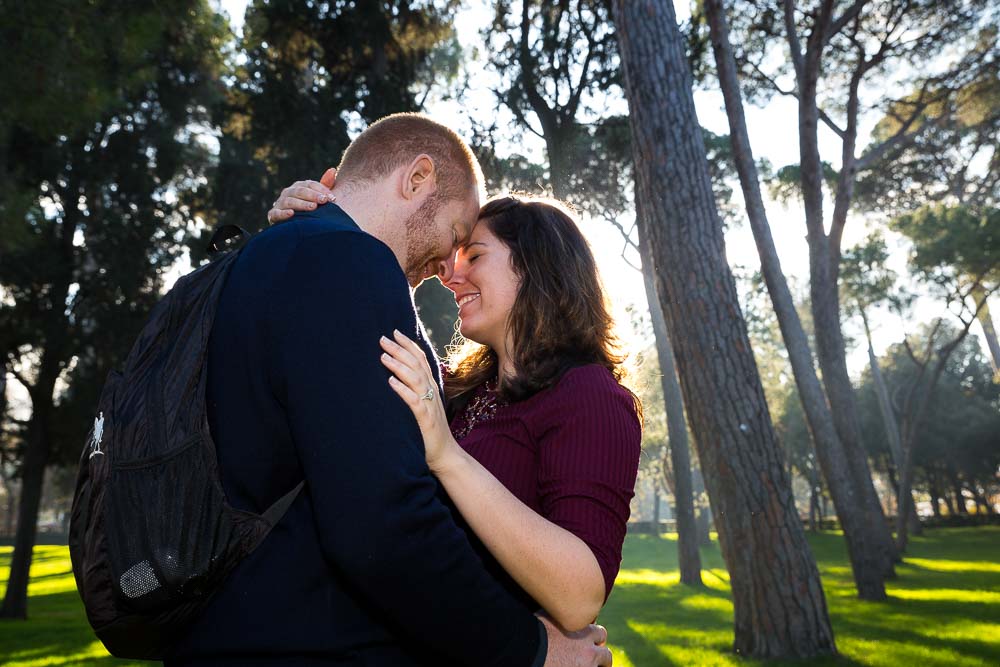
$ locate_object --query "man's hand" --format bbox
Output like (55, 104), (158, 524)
(266, 167), (337, 224)
(541, 616), (613, 667)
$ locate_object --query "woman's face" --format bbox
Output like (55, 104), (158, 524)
(445, 221), (520, 350)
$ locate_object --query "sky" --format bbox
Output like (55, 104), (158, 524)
(208, 0), (994, 376)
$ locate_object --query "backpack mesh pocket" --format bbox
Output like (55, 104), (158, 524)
(105, 435), (237, 612)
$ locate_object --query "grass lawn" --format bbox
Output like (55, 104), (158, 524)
(601, 526), (1000, 666)
(1, 527), (998, 666)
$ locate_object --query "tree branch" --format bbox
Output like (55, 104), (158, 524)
(783, 0), (804, 82)
(602, 213), (639, 253)
(748, 61), (846, 139)
(493, 86), (546, 140)
(566, 1), (599, 116)
(517, 0), (558, 140)
(901, 337), (924, 369)
(855, 93), (938, 172)
(825, 0), (870, 44)
(921, 318), (943, 362)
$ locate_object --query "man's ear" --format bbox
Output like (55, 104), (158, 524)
(400, 154), (437, 201)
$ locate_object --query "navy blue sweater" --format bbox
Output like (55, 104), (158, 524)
(167, 205), (545, 666)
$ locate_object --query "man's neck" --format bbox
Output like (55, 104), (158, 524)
(331, 184), (406, 270)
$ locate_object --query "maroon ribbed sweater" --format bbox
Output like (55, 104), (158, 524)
(449, 364), (642, 599)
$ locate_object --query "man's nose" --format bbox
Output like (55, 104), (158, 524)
(437, 255), (456, 284)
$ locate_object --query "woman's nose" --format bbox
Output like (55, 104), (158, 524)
(445, 261), (467, 290)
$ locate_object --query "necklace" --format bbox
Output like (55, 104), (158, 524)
(453, 377), (506, 441)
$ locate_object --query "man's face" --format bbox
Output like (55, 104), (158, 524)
(403, 189), (480, 288)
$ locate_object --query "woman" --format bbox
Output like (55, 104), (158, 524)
(270, 187), (641, 631)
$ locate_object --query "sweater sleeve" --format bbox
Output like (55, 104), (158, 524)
(268, 228), (544, 667)
(534, 366), (642, 598)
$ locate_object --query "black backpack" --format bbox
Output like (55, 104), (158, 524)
(68, 226), (303, 659)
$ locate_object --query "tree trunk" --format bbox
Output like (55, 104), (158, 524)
(1, 268), (69, 618)
(0, 392), (53, 618)
(653, 490), (661, 535)
(887, 464), (922, 536)
(972, 286), (1000, 373)
(783, 0), (898, 577)
(544, 128), (578, 204)
(985, 493), (996, 515)
(704, 0), (889, 599)
(984, 490), (996, 515)
(951, 472), (969, 515)
(861, 310), (922, 537)
(896, 330), (969, 552)
(926, 470), (943, 518)
(693, 468), (713, 547)
(0, 373), (11, 538)
(808, 476), (820, 532)
(1, 475), (16, 537)
(611, 1), (836, 657)
(940, 470), (957, 515)
(862, 310), (902, 467)
(638, 218), (702, 585)
(972, 486), (994, 515)
(0, 369), (5, 439)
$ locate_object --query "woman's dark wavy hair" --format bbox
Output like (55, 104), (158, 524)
(444, 194), (640, 418)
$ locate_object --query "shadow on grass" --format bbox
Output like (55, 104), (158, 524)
(0, 590), (150, 666)
(600, 529), (1000, 667)
(1, 548), (151, 667)
(2, 529), (999, 666)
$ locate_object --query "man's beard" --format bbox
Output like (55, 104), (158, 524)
(403, 194), (442, 286)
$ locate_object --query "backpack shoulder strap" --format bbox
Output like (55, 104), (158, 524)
(261, 481), (305, 528)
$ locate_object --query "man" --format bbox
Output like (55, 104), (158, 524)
(167, 113), (612, 666)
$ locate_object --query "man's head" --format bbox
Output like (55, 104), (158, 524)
(336, 113), (484, 287)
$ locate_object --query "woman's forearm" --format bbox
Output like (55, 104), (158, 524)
(432, 445), (606, 631)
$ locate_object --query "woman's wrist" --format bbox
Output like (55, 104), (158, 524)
(427, 437), (467, 478)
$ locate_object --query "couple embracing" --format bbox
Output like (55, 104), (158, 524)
(168, 113), (641, 666)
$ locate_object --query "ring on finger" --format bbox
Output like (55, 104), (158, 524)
(420, 386), (435, 401)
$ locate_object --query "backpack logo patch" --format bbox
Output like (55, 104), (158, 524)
(89, 412), (105, 459)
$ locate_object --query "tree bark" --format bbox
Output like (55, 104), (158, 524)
(896, 327), (971, 552)
(0, 372), (11, 538)
(861, 308), (921, 536)
(638, 230), (702, 585)
(693, 468), (713, 547)
(515, 0), (579, 204)
(784, 0), (898, 575)
(926, 470), (943, 518)
(611, 1), (836, 657)
(0, 363), (57, 619)
(2, 477), (15, 538)
(513, 1), (706, 585)
(972, 286), (1000, 373)
(1, 193), (76, 618)
(704, 0), (889, 599)
(887, 464), (922, 536)
(940, 469), (957, 515)
(808, 474), (820, 532)
(950, 470), (969, 515)
(653, 490), (661, 534)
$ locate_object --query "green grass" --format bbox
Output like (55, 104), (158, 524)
(1, 527), (998, 665)
(0, 546), (151, 666)
(601, 527), (1000, 666)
